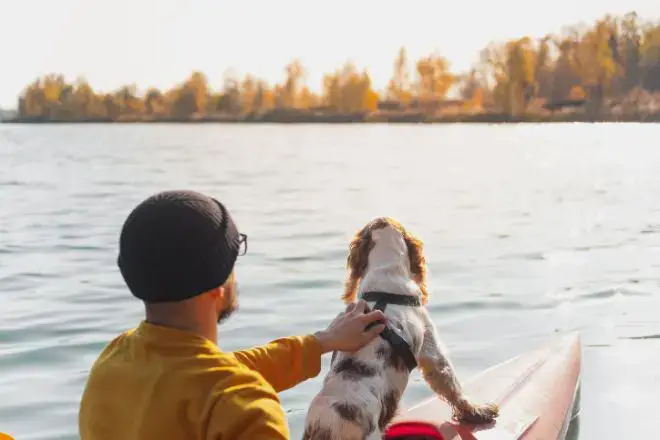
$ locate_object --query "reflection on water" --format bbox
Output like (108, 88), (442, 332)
(564, 383), (581, 440)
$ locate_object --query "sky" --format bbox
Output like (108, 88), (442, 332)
(1, 0), (659, 108)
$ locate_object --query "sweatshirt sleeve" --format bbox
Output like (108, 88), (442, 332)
(231, 334), (322, 392)
(204, 369), (291, 440)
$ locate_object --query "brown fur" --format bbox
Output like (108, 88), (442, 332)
(342, 217), (428, 305)
(378, 389), (400, 431)
(332, 402), (375, 436)
(301, 422), (333, 440)
(375, 341), (408, 373)
(333, 357), (378, 381)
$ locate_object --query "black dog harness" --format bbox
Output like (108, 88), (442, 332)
(361, 291), (421, 372)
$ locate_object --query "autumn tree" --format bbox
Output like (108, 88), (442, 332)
(168, 71), (209, 117)
(19, 79), (47, 118)
(298, 86), (320, 108)
(114, 85), (144, 116)
(571, 19), (618, 112)
(280, 59), (306, 108)
(550, 36), (581, 101)
(534, 36), (554, 99)
(481, 43), (510, 111)
(240, 75), (258, 114)
(458, 69), (485, 108)
(254, 80), (275, 110)
(415, 54), (455, 102)
(615, 12), (643, 93)
(322, 62), (379, 113)
(506, 37), (537, 114)
(72, 78), (106, 118)
(640, 24), (660, 91)
(145, 89), (167, 116)
(216, 70), (242, 115)
(387, 47), (412, 106)
(101, 94), (121, 120)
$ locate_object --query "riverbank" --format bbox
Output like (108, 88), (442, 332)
(4, 108), (660, 124)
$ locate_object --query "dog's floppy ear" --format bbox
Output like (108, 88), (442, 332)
(404, 231), (429, 305)
(342, 227), (373, 304)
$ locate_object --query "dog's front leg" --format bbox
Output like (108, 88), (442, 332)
(415, 309), (499, 425)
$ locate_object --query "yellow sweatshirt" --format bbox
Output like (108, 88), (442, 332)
(78, 321), (322, 440)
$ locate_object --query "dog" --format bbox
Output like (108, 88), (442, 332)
(302, 217), (499, 440)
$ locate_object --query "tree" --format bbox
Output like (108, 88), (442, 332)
(505, 37), (536, 114)
(387, 47), (412, 106)
(616, 12), (643, 93)
(145, 89), (167, 116)
(571, 19), (618, 113)
(459, 69), (485, 108)
(241, 75), (257, 113)
(551, 36), (581, 101)
(281, 59), (306, 108)
(216, 70), (242, 114)
(415, 54), (455, 101)
(640, 24), (660, 91)
(322, 62), (379, 112)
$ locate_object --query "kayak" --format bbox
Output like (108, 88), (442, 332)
(384, 332), (581, 440)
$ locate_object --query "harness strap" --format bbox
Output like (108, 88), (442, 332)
(362, 291), (421, 307)
(361, 291), (419, 372)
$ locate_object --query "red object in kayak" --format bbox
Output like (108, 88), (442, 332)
(385, 421), (447, 439)
(384, 332), (581, 440)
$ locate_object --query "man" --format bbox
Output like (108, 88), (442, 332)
(78, 190), (387, 440)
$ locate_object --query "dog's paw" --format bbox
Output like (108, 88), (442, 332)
(454, 402), (499, 425)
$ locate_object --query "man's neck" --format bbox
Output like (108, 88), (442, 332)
(145, 304), (218, 344)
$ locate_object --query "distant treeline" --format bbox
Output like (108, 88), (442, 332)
(8, 11), (660, 124)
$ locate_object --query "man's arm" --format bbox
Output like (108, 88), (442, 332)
(204, 369), (291, 440)
(231, 300), (387, 393)
(231, 334), (322, 393)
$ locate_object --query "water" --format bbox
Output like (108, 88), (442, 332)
(1, 123), (660, 439)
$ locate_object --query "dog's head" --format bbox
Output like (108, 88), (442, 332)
(342, 216), (428, 305)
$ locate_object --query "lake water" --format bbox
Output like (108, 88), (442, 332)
(1, 123), (660, 439)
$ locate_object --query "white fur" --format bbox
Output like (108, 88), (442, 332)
(302, 224), (481, 440)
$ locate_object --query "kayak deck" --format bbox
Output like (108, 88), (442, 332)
(388, 332), (582, 439)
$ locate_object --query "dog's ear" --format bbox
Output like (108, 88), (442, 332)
(404, 231), (429, 305)
(342, 228), (373, 304)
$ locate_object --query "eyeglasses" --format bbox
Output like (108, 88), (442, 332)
(238, 233), (248, 256)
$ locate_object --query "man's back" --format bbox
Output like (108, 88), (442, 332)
(79, 321), (290, 440)
(78, 190), (385, 440)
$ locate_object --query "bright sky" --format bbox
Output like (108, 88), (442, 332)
(1, 0), (658, 108)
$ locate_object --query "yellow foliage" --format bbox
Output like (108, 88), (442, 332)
(568, 85), (586, 100)
(470, 88), (484, 108)
(321, 63), (379, 112)
(387, 47), (412, 106)
(12, 12), (660, 121)
(415, 54), (455, 100)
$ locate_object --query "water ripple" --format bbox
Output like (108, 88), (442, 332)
(620, 334), (660, 340)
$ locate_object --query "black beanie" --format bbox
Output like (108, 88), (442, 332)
(117, 190), (241, 303)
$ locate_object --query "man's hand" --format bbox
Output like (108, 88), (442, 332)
(314, 300), (387, 354)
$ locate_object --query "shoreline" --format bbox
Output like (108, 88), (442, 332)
(4, 111), (660, 124)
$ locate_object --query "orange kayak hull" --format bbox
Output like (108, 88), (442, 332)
(386, 332), (582, 439)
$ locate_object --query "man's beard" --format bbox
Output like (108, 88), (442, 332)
(217, 282), (239, 324)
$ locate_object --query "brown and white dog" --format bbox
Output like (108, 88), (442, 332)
(302, 217), (499, 440)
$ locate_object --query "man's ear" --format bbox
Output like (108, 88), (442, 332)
(207, 286), (224, 301)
